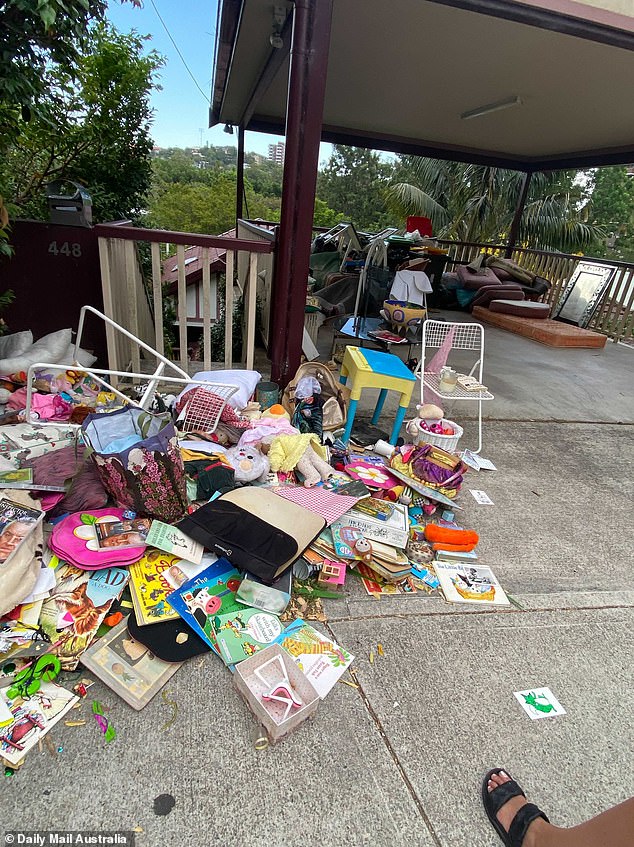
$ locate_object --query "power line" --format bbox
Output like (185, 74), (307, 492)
(148, 0), (211, 105)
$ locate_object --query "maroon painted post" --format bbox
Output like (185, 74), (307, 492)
(236, 125), (245, 225)
(505, 171), (533, 257)
(270, 0), (333, 387)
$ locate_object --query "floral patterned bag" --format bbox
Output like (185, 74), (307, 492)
(81, 407), (188, 523)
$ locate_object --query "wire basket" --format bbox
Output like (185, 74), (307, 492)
(412, 418), (463, 453)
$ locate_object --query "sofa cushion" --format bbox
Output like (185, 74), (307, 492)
(488, 299), (551, 319)
(456, 265), (500, 289)
(469, 284), (524, 311)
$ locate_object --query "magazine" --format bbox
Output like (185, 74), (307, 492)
(0, 498), (44, 565)
(38, 562), (130, 670)
(146, 521), (203, 564)
(80, 617), (181, 710)
(94, 517), (152, 550)
(0, 681), (78, 765)
(434, 560), (510, 606)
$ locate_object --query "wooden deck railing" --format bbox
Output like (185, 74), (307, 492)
(94, 223), (275, 373)
(438, 240), (634, 343)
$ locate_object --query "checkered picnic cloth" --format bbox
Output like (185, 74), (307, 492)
(272, 485), (362, 525)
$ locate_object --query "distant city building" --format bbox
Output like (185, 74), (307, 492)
(268, 142), (285, 165)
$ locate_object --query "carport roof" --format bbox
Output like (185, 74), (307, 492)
(210, 0), (634, 171)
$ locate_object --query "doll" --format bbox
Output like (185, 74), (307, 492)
(291, 376), (324, 438)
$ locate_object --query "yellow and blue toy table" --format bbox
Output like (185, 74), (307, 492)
(339, 346), (416, 445)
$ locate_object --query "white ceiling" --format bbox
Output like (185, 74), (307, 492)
(214, 0), (634, 169)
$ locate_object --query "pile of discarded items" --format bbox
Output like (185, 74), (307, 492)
(0, 334), (503, 766)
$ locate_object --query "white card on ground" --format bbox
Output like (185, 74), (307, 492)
(514, 687), (566, 720)
(461, 450), (497, 471)
(469, 489), (494, 505)
(476, 456), (497, 471)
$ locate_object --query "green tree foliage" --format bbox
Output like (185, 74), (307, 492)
(586, 166), (634, 262)
(0, 0), (110, 146)
(146, 148), (342, 234)
(317, 145), (393, 231)
(386, 158), (601, 252)
(1, 23), (163, 223)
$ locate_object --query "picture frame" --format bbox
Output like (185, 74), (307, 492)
(553, 261), (615, 327)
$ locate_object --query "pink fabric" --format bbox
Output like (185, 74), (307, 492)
(30, 392), (74, 421)
(273, 485), (362, 526)
(7, 386), (28, 410)
(49, 508), (146, 570)
(238, 418), (299, 447)
(423, 326), (456, 404)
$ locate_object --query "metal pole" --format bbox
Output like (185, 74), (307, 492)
(505, 171), (533, 257)
(236, 125), (245, 226)
(270, 0), (333, 386)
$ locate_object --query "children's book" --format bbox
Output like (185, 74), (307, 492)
(38, 561), (130, 670)
(211, 607), (284, 666)
(434, 560), (509, 606)
(329, 522), (365, 560)
(274, 619), (353, 698)
(128, 551), (187, 626)
(94, 517), (152, 550)
(0, 498), (44, 565)
(80, 617), (181, 710)
(166, 559), (242, 653)
(146, 520), (203, 564)
(0, 681), (78, 765)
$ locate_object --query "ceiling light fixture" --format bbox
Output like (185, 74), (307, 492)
(223, 123), (234, 135)
(460, 95), (522, 120)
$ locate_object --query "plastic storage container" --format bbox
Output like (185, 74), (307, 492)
(233, 644), (320, 743)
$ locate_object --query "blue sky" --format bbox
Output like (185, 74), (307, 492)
(105, 0), (332, 162)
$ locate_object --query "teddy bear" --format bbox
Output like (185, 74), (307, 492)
(224, 444), (270, 484)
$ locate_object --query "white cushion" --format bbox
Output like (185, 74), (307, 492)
(177, 369), (262, 411)
(62, 342), (97, 367)
(0, 331), (33, 358)
(0, 328), (73, 375)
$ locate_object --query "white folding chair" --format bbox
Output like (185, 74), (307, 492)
(418, 319), (494, 453)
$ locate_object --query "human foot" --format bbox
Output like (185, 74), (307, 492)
(482, 768), (550, 847)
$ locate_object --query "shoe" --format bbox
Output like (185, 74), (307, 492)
(482, 769), (549, 847)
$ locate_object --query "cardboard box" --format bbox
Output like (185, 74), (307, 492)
(233, 644), (319, 743)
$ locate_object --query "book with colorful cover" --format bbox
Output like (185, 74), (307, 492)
(38, 561), (130, 670)
(211, 607), (284, 666)
(146, 521), (203, 564)
(94, 517), (152, 550)
(0, 497), (44, 566)
(166, 559), (242, 653)
(274, 619), (353, 698)
(128, 551), (185, 626)
(0, 681), (78, 765)
(434, 560), (510, 606)
(79, 617), (181, 710)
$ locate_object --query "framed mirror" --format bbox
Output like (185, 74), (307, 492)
(554, 261), (615, 327)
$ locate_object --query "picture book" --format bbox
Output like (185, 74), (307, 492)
(128, 551), (186, 626)
(166, 559), (242, 652)
(345, 502), (409, 548)
(38, 562), (130, 670)
(211, 607), (284, 666)
(80, 617), (181, 710)
(94, 517), (152, 550)
(434, 560), (509, 606)
(146, 521), (203, 564)
(0, 498), (44, 565)
(274, 619), (353, 698)
(329, 522), (365, 560)
(0, 681), (78, 765)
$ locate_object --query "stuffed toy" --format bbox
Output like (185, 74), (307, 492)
(224, 444), (270, 484)
(265, 433), (333, 488)
(424, 524), (479, 552)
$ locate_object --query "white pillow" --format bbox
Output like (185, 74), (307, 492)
(62, 343), (97, 367)
(0, 328), (73, 376)
(0, 331), (33, 358)
(176, 369), (262, 411)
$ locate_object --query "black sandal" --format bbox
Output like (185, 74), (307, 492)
(482, 768), (550, 847)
